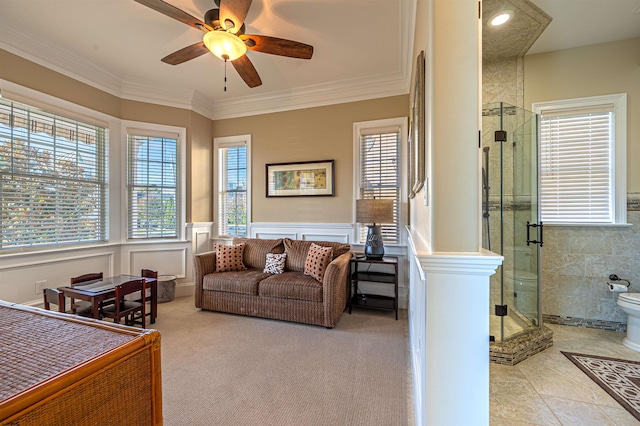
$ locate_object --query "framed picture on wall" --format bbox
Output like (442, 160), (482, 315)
(411, 50), (426, 195)
(408, 112), (416, 199)
(266, 160), (335, 197)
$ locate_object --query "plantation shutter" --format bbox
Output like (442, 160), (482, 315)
(218, 143), (247, 237)
(0, 98), (107, 250)
(359, 127), (400, 243)
(127, 133), (178, 239)
(539, 104), (614, 223)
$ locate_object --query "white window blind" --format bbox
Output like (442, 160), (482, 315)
(359, 129), (400, 243)
(539, 104), (614, 223)
(218, 143), (247, 237)
(0, 98), (107, 250)
(127, 133), (178, 239)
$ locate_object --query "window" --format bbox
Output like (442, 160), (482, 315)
(126, 127), (182, 239)
(534, 94), (627, 225)
(354, 118), (407, 244)
(0, 98), (107, 250)
(215, 135), (250, 238)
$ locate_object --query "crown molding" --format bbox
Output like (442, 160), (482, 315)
(0, 26), (123, 98)
(0, 0), (416, 120)
(207, 73), (410, 120)
(119, 78), (196, 111)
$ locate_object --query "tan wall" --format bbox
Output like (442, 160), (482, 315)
(524, 37), (640, 192)
(212, 96), (409, 224)
(0, 49), (120, 117)
(0, 49), (213, 223)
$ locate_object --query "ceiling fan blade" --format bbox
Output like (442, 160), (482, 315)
(231, 54), (262, 88)
(134, 0), (213, 32)
(161, 42), (210, 65)
(240, 35), (313, 59)
(219, 0), (252, 33)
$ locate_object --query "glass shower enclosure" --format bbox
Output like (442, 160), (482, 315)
(482, 102), (541, 343)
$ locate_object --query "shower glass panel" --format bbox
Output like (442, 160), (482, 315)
(482, 102), (541, 343)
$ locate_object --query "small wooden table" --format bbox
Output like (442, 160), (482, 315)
(59, 275), (158, 324)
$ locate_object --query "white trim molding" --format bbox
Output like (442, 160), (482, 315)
(250, 222), (354, 243)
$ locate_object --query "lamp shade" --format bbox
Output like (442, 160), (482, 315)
(203, 30), (247, 61)
(356, 199), (394, 224)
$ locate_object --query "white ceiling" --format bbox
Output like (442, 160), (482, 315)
(1, 0), (638, 120)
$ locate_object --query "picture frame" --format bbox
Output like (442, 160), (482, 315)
(266, 160), (334, 197)
(408, 112), (416, 199)
(411, 50), (426, 196)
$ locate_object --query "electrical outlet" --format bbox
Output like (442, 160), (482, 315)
(35, 280), (48, 296)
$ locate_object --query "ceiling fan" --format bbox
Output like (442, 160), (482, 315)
(134, 0), (314, 89)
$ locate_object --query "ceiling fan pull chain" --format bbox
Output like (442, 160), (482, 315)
(223, 54), (229, 92)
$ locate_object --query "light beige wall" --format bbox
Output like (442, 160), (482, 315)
(0, 49), (120, 117)
(188, 111), (214, 222)
(0, 49), (213, 223)
(524, 37), (640, 192)
(212, 96), (409, 224)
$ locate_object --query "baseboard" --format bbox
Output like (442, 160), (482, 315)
(175, 283), (194, 299)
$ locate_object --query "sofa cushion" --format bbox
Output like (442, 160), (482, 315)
(264, 253), (287, 274)
(233, 237), (284, 270)
(203, 269), (271, 295)
(215, 243), (247, 272)
(283, 238), (351, 272)
(258, 272), (323, 302)
(304, 243), (333, 283)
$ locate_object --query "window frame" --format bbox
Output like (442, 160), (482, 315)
(214, 134), (251, 239)
(121, 121), (186, 242)
(0, 91), (114, 253)
(533, 93), (627, 225)
(353, 118), (408, 245)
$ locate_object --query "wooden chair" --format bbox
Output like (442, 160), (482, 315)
(100, 279), (146, 328)
(69, 272), (104, 313)
(70, 272), (103, 285)
(137, 269), (157, 321)
(42, 288), (92, 317)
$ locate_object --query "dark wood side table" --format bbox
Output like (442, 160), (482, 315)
(349, 255), (399, 320)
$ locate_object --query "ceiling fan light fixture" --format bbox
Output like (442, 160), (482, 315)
(203, 30), (247, 61)
(489, 10), (513, 26)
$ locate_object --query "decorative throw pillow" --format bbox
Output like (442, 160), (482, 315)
(304, 243), (334, 283)
(264, 253), (287, 274)
(215, 243), (247, 272)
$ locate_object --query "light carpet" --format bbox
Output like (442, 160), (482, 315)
(151, 296), (412, 426)
(562, 351), (640, 421)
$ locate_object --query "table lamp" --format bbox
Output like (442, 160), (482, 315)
(356, 198), (394, 259)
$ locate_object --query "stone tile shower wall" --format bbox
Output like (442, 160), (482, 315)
(542, 194), (640, 331)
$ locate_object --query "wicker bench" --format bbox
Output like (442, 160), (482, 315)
(0, 301), (162, 426)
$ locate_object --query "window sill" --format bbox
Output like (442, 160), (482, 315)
(543, 223), (632, 228)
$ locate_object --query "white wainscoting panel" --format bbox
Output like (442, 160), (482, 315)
(187, 222), (214, 255)
(125, 247), (187, 279)
(0, 248), (116, 306)
(250, 223), (353, 243)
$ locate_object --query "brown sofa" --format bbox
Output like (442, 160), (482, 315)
(193, 237), (352, 328)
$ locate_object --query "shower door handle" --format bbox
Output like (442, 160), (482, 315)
(526, 221), (543, 247)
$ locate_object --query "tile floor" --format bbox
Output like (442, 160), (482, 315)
(490, 323), (640, 425)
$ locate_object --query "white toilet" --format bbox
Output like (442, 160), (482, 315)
(617, 293), (640, 351)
